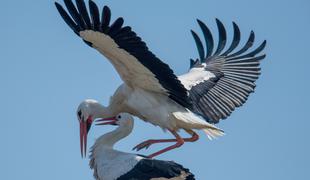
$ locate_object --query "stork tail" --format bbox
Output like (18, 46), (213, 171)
(203, 128), (225, 140)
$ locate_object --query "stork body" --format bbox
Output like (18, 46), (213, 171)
(98, 84), (215, 131)
(79, 97), (222, 158)
(90, 113), (195, 180)
(57, 0), (266, 157)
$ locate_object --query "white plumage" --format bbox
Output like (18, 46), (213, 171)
(89, 113), (195, 180)
(56, 0), (266, 158)
(179, 66), (216, 90)
(89, 113), (142, 180)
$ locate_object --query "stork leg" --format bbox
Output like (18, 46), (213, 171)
(146, 130), (184, 158)
(133, 130), (199, 158)
(133, 130), (199, 151)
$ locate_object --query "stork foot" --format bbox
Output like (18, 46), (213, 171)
(132, 140), (157, 151)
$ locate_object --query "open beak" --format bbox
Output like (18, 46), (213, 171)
(95, 117), (117, 126)
(79, 117), (92, 158)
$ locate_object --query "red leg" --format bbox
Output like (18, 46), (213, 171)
(132, 130), (199, 151)
(184, 130), (199, 142)
(147, 130), (184, 158)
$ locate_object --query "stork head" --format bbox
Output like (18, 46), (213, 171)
(76, 99), (102, 158)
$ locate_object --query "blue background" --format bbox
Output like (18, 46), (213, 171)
(1, 0), (309, 179)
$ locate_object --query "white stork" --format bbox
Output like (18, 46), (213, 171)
(56, 0), (266, 158)
(87, 112), (195, 180)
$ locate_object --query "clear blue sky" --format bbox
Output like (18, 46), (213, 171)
(1, 0), (309, 179)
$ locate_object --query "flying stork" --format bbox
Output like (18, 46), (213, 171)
(56, 0), (266, 158)
(87, 112), (195, 180)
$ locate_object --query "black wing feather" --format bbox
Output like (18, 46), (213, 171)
(117, 159), (195, 180)
(228, 31), (255, 57)
(212, 19), (227, 56)
(89, 0), (100, 31)
(55, 2), (79, 35)
(108, 17), (124, 37)
(222, 22), (241, 56)
(233, 40), (266, 59)
(55, 0), (192, 109)
(188, 19), (266, 123)
(76, 0), (91, 29)
(197, 19), (214, 59)
(191, 30), (205, 62)
(63, 0), (85, 30)
(101, 6), (111, 33)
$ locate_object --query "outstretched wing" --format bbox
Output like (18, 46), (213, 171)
(55, 0), (191, 108)
(117, 159), (195, 180)
(179, 19), (266, 124)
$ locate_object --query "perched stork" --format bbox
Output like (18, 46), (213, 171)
(56, 0), (266, 158)
(88, 112), (195, 180)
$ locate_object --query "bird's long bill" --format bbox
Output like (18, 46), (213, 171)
(79, 121), (87, 158)
(95, 117), (117, 126)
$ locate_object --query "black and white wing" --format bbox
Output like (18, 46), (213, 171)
(55, 0), (191, 108)
(117, 159), (195, 180)
(179, 19), (266, 124)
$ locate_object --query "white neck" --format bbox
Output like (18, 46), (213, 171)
(89, 119), (143, 180)
(92, 121), (134, 150)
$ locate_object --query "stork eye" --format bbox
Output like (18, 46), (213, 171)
(78, 110), (82, 119)
(117, 115), (121, 119)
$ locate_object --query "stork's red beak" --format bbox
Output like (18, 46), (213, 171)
(95, 117), (117, 126)
(79, 116), (93, 158)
